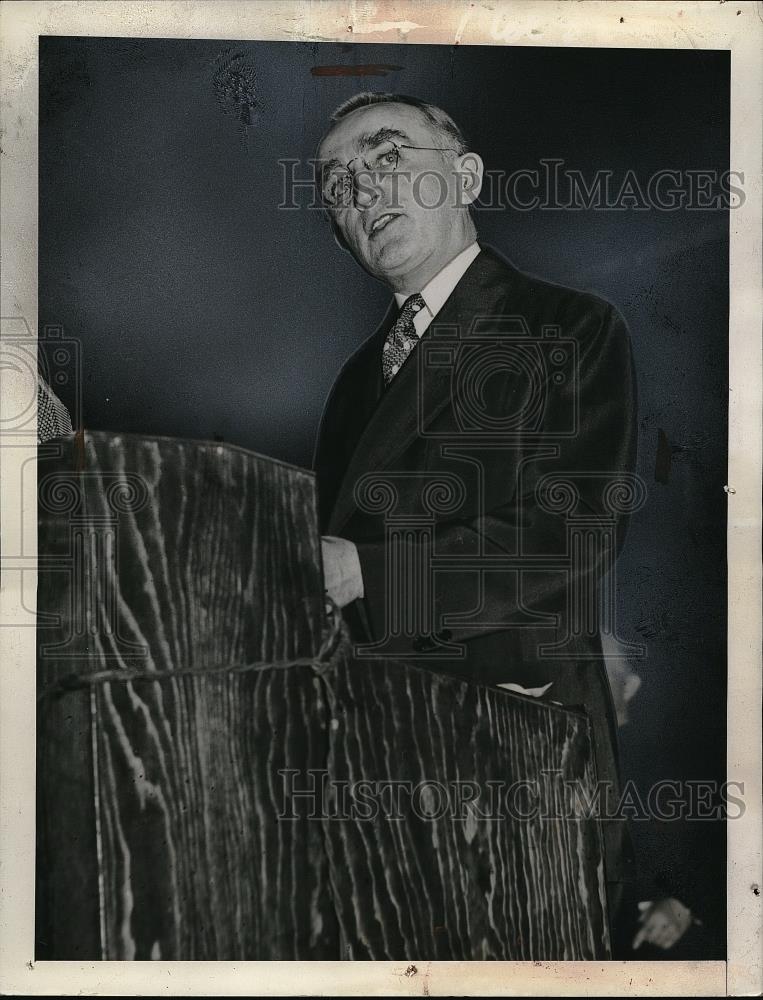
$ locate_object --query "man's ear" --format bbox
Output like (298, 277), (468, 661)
(454, 151), (484, 206)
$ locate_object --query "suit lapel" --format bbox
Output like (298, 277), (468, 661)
(327, 248), (518, 535)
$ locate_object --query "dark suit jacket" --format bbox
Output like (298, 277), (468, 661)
(313, 245), (638, 895)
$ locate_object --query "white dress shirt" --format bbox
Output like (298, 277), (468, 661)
(393, 241), (481, 339)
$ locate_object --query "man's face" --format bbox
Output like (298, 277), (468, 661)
(316, 103), (466, 289)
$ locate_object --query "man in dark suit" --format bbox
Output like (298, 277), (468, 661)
(312, 92), (689, 954)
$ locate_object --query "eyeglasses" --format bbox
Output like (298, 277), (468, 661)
(320, 139), (458, 207)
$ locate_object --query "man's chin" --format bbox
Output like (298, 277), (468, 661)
(364, 240), (416, 281)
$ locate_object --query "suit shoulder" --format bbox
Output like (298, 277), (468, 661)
(515, 271), (622, 331)
(523, 271), (616, 319)
(482, 247), (625, 334)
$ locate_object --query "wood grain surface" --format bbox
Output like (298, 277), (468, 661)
(319, 656), (609, 960)
(36, 432), (333, 960)
(36, 432), (609, 961)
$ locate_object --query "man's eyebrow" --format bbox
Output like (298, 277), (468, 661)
(318, 127), (410, 175)
(357, 127), (410, 152)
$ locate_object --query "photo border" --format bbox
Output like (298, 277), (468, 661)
(1, 1), (760, 995)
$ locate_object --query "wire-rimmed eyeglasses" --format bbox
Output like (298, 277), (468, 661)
(320, 139), (458, 207)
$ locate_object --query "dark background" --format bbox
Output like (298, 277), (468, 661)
(39, 37), (729, 957)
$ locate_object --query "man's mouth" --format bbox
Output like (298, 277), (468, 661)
(368, 213), (401, 238)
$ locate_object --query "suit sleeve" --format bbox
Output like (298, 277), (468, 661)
(351, 303), (638, 647)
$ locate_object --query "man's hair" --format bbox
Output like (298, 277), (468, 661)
(328, 92), (470, 156)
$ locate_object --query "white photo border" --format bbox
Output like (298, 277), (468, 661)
(1, 1), (760, 995)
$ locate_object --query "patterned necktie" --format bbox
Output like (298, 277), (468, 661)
(382, 293), (426, 386)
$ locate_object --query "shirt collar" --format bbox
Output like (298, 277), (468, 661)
(394, 241), (481, 317)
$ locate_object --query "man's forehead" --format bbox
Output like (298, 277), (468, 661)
(318, 103), (431, 161)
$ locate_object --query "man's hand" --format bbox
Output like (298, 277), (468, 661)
(632, 897), (696, 951)
(602, 635), (642, 727)
(320, 535), (364, 609)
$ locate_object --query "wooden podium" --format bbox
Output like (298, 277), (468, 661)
(36, 432), (611, 960)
